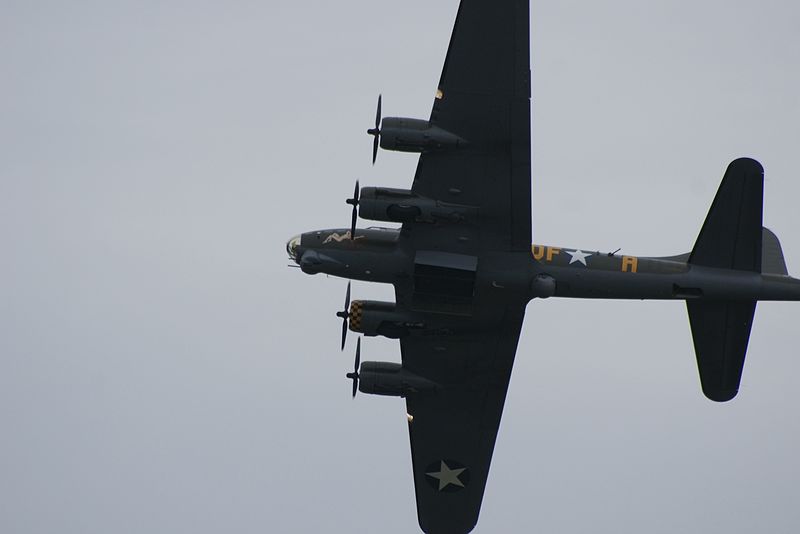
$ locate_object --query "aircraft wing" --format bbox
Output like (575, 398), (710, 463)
(409, 0), (531, 253)
(394, 2), (532, 532)
(400, 305), (525, 534)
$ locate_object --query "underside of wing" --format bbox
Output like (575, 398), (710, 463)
(402, 305), (526, 534)
(407, 0), (532, 253)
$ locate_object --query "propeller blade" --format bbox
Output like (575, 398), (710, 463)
(367, 95), (382, 164)
(352, 338), (361, 397)
(346, 181), (360, 239)
(346, 338), (362, 398)
(337, 282), (351, 351)
(375, 94), (382, 130)
(350, 206), (358, 240)
(346, 180), (360, 206)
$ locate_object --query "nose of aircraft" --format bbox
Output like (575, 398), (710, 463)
(286, 234), (302, 263)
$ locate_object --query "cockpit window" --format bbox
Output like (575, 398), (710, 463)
(286, 235), (301, 260)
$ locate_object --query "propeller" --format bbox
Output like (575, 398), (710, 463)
(345, 180), (360, 239)
(366, 94), (382, 164)
(335, 281), (352, 350)
(345, 338), (361, 398)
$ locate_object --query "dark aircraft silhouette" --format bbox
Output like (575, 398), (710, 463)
(286, 1), (800, 532)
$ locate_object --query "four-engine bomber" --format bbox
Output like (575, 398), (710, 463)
(286, 1), (799, 532)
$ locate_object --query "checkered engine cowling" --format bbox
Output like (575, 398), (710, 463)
(346, 300), (416, 339)
(348, 300), (364, 332)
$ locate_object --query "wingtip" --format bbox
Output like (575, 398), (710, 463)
(703, 388), (739, 403)
(728, 157), (764, 175)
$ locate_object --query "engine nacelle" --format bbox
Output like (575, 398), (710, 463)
(358, 361), (439, 397)
(348, 300), (425, 339)
(379, 117), (466, 153)
(358, 187), (477, 224)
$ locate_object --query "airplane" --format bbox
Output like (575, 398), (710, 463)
(286, 1), (800, 532)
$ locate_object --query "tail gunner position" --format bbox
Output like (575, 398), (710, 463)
(286, 1), (799, 533)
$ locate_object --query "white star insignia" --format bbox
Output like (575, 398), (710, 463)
(426, 461), (467, 491)
(565, 249), (591, 266)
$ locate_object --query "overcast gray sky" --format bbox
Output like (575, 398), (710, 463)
(2, 1), (799, 532)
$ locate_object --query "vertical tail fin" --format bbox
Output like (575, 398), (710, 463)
(761, 227), (789, 275)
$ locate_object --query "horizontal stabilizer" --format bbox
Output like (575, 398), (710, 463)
(687, 300), (756, 402)
(689, 158), (764, 272)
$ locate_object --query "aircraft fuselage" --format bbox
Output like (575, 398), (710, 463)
(289, 227), (800, 304)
